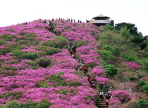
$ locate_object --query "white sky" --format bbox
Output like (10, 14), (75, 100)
(0, 0), (148, 36)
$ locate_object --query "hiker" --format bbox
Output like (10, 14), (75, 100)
(92, 76), (96, 81)
(48, 25), (53, 32)
(69, 50), (73, 56)
(69, 41), (72, 47)
(44, 19), (47, 23)
(77, 58), (81, 64)
(87, 75), (92, 84)
(90, 81), (96, 89)
(105, 91), (112, 103)
(99, 91), (104, 101)
(52, 18), (54, 21)
(71, 46), (76, 53)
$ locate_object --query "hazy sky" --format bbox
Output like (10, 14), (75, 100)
(0, 0), (148, 36)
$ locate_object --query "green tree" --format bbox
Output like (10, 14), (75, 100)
(115, 22), (140, 36)
(119, 26), (130, 40)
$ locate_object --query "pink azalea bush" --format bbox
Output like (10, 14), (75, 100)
(111, 90), (132, 103)
(125, 61), (141, 71)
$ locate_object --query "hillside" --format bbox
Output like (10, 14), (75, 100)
(0, 19), (148, 108)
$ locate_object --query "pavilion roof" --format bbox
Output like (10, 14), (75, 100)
(92, 14), (110, 19)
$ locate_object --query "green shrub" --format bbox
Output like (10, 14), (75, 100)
(46, 74), (67, 86)
(42, 40), (56, 47)
(35, 80), (49, 88)
(39, 46), (61, 55)
(138, 81), (146, 86)
(103, 44), (120, 55)
(3, 99), (51, 108)
(37, 57), (51, 68)
(42, 36), (68, 49)
(57, 71), (64, 75)
(138, 74), (145, 78)
(0, 39), (6, 45)
(100, 50), (113, 60)
(6, 43), (24, 50)
(68, 80), (82, 87)
(103, 63), (118, 76)
(129, 76), (139, 81)
(123, 53), (137, 61)
(25, 60), (39, 69)
(55, 89), (77, 95)
(18, 40), (34, 46)
(0, 47), (11, 55)
(0, 65), (17, 77)
(55, 36), (68, 49)
(73, 40), (88, 48)
(142, 81), (148, 94)
(87, 62), (99, 68)
(138, 99), (148, 108)
(0, 34), (15, 41)
(119, 26), (130, 40)
(3, 100), (22, 108)
(138, 58), (148, 69)
(103, 24), (115, 30)
(11, 50), (23, 57)
(0, 91), (24, 100)
(12, 50), (38, 60)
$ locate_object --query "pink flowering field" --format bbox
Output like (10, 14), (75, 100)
(0, 19), (146, 108)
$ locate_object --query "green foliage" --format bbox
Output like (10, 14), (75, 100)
(138, 81), (146, 86)
(42, 36), (68, 49)
(142, 81), (148, 94)
(55, 36), (68, 48)
(123, 53), (137, 61)
(38, 46), (61, 55)
(55, 89), (77, 95)
(73, 40), (88, 48)
(0, 65), (17, 76)
(138, 58), (148, 69)
(0, 91), (24, 100)
(35, 80), (49, 88)
(119, 26), (130, 40)
(99, 50), (112, 60)
(0, 47), (11, 55)
(3, 99), (51, 108)
(11, 50), (38, 60)
(115, 22), (139, 36)
(18, 40), (35, 46)
(138, 99), (148, 108)
(138, 74), (145, 78)
(125, 75), (139, 81)
(57, 71), (64, 75)
(0, 34), (15, 41)
(3, 100), (22, 108)
(42, 40), (56, 47)
(68, 80), (82, 87)
(103, 44), (120, 55)
(87, 62), (100, 68)
(0, 39), (6, 45)
(37, 57), (51, 68)
(103, 63), (118, 76)
(103, 24), (115, 30)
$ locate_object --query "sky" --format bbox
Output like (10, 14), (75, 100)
(0, 0), (148, 36)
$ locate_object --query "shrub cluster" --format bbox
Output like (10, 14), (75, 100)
(11, 50), (38, 60)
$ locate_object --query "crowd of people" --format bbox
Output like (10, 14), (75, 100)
(44, 19), (112, 106)
(67, 41), (112, 105)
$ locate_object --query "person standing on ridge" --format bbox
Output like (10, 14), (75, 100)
(69, 41), (72, 47)
(71, 46), (76, 53)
